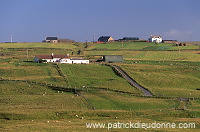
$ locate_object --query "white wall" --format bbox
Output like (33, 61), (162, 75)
(59, 59), (89, 64)
(149, 38), (162, 43)
(59, 59), (71, 63)
(71, 60), (89, 64)
(34, 58), (89, 64)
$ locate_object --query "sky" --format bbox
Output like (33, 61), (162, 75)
(0, 0), (200, 42)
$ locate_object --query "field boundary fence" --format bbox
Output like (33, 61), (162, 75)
(1, 77), (199, 101)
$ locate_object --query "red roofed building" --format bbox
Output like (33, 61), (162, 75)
(34, 53), (89, 64)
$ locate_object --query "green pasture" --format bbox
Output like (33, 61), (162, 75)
(0, 48), (74, 63)
(85, 50), (200, 61)
(3, 48), (73, 56)
(87, 42), (199, 50)
(1, 80), (199, 131)
(0, 81), (88, 122)
(188, 100), (200, 118)
(1, 84), (199, 131)
(0, 42), (200, 131)
(0, 43), (77, 49)
(84, 90), (178, 111)
(0, 61), (67, 86)
(119, 61), (200, 98)
(85, 41), (199, 61)
(59, 64), (140, 94)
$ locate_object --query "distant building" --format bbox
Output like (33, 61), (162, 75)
(120, 37), (139, 41)
(34, 53), (89, 64)
(162, 40), (179, 44)
(62, 58), (89, 64)
(98, 36), (114, 42)
(149, 35), (162, 43)
(102, 55), (124, 63)
(45, 37), (58, 43)
(58, 38), (75, 43)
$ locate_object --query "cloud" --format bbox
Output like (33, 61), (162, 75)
(164, 29), (193, 41)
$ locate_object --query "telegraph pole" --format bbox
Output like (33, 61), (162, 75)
(93, 35), (95, 43)
(178, 44), (180, 59)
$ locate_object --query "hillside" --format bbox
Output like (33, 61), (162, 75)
(87, 41), (199, 51)
(0, 42), (200, 131)
(184, 41), (200, 46)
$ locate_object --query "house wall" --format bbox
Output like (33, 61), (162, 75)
(71, 60), (89, 64)
(34, 57), (89, 64)
(59, 59), (71, 63)
(59, 59), (89, 64)
(45, 40), (58, 43)
(52, 58), (61, 62)
(149, 37), (162, 43)
(46, 59), (52, 62)
(108, 37), (114, 42)
(52, 40), (58, 43)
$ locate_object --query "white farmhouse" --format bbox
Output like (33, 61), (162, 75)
(59, 58), (89, 64)
(149, 35), (162, 43)
(34, 53), (89, 64)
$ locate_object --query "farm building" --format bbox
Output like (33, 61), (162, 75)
(60, 58), (89, 64)
(120, 37), (139, 41)
(34, 53), (89, 64)
(102, 55), (124, 63)
(162, 40), (179, 44)
(44, 37), (59, 43)
(149, 35), (162, 43)
(98, 36), (114, 42)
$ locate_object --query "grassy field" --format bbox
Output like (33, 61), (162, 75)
(0, 61), (67, 86)
(85, 50), (200, 61)
(119, 60), (200, 98)
(184, 41), (200, 46)
(85, 41), (200, 62)
(59, 64), (141, 94)
(1, 81), (199, 131)
(0, 43), (77, 49)
(0, 42), (200, 131)
(84, 90), (178, 111)
(87, 41), (199, 50)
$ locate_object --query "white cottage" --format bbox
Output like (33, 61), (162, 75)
(149, 35), (162, 43)
(59, 58), (89, 64)
(34, 53), (89, 64)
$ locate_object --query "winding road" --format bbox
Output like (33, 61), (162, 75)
(111, 65), (153, 96)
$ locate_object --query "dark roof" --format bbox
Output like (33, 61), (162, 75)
(98, 36), (111, 42)
(46, 37), (58, 40)
(103, 55), (124, 62)
(150, 35), (162, 38)
(123, 37), (139, 40)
